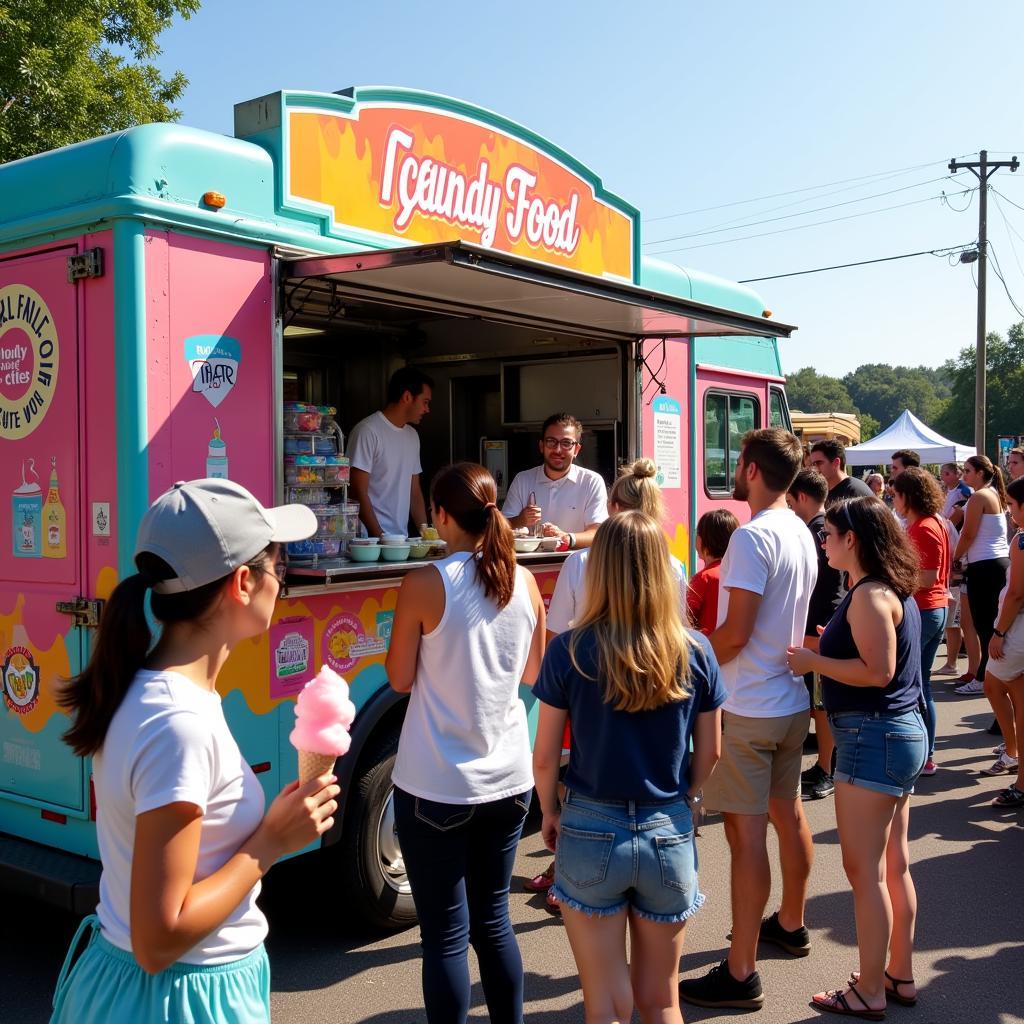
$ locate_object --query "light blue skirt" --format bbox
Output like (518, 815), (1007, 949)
(51, 915), (271, 1023)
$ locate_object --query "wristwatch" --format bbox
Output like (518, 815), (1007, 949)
(567, 533), (576, 549)
(687, 790), (703, 808)
(993, 627), (1007, 638)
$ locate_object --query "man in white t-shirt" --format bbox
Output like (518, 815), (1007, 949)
(940, 462), (973, 526)
(501, 412), (608, 550)
(680, 428), (817, 1012)
(348, 367), (433, 537)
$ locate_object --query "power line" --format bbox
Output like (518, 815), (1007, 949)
(643, 174), (963, 246)
(645, 189), (975, 256)
(737, 245), (974, 283)
(643, 158), (956, 223)
(987, 242), (1024, 320)
(992, 193), (1024, 281)
(992, 188), (1024, 214)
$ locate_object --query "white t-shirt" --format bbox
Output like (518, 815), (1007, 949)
(94, 670), (268, 964)
(348, 411), (423, 536)
(717, 507), (817, 718)
(392, 552), (536, 803)
(546, 548), (687, 635)
(502, 464), (608, 535)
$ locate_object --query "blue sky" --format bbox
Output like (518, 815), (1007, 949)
(154, 1), (1024, 378)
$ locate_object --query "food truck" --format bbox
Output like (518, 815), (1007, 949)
(0, 87), (795, 930)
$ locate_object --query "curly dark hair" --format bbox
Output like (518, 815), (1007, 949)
(825, 497), (919, 599)
(890, 467), (944, 518)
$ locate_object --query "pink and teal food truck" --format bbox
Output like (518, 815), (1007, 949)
(0, 87), (795, 929)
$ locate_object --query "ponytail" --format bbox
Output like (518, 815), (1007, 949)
(431, 463), (517, 608)
(59, 548), (272, 756)
(58, 572), (153, 757)
(966, 454), (1008, 510)
(478, 502), (517, 609)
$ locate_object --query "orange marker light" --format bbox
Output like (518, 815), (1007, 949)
(203, 191), (227, 209)
(761, 309), (773, 318)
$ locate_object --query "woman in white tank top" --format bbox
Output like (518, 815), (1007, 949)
(386, 463), (546, 1024)
(953, 456), (1011, 686)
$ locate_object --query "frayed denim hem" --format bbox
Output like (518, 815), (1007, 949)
(630, 889), (706, 924)
(550, 885), (628, 918)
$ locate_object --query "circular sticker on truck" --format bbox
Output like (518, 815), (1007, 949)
(0, 284), (60, 440)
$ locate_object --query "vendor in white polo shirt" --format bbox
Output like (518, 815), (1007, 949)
(502, 412), (608, 549)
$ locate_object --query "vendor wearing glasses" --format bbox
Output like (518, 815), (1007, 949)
(501, 412), (608, 549)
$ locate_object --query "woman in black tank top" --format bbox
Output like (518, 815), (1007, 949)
(787, 498), (927, 1018)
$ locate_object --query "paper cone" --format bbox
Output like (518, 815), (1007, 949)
(298, 750), (337, 785)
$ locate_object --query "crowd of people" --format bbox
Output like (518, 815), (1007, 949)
(46, 418), (1024, 1024)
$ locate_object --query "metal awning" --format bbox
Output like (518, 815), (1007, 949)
(284, 241), (796, 342)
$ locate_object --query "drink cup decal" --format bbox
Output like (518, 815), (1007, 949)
(206, 418), (229, 479)
(11, 458), (42, 558)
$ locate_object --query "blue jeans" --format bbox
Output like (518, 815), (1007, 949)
(918, 606), (947, 758)
(829, 709), (927, 798)
(393, 787), (530, 1024)
(552, 790), (704, 923)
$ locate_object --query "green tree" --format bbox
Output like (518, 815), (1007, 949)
(842, 363), (949, 428)
(0, 1), (199, 164)
(784, 367), (879, 441)
(785, 367), (856, 413)
(935, 322), (1024, 457)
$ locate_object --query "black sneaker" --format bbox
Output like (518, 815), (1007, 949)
(679, 959), (764, 1010)
(757, 911), (811, 956)
(800, 763), (835, 801)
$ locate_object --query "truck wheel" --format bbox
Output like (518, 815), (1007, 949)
(339, 733), (417, 932)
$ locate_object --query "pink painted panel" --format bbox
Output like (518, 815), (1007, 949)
(639, 337), (692, 573)
(146, 234), (274, 505)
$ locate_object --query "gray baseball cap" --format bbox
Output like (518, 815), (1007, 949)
(136, 479), (317, 594)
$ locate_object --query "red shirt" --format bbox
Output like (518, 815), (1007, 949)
(688, 563), (722, 635)
(907, 515), (950, 610)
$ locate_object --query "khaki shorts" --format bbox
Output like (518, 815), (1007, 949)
(704, 709), (810, 815)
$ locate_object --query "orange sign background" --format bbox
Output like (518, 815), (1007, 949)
(288, 106), (635, 281)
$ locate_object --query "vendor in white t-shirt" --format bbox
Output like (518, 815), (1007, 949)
(348, 367), (433, 537)
(501, 412), (608, 549)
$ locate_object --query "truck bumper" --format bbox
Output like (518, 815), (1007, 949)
(0, 833), (100, 915)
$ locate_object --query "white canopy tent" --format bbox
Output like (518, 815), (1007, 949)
(844, 409), (976, 467)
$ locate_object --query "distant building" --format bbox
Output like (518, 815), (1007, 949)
(790, 411), (862, 447)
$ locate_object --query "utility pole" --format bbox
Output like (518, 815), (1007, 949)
(949, 151), (1019, 455)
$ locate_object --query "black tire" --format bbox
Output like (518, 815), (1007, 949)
(338, 731), (417, 932)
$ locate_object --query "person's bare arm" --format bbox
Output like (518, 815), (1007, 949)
(533, 701), (568, 852)
(710, 587), (761, 665)
(953, 494), (985, 561)
(520, 572), (547, 686)
(688, 708), (722, 797)
(130, 777), (338, 974)
(350, 468), (384, 538)
(385, 567), (442, 692)
(409, 475), (428, 533)
(790, 585), (897, 687)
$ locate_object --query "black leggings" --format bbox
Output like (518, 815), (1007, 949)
(966, 557), (1010, 681)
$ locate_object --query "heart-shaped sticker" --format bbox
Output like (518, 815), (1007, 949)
(184, 335), (242, 408)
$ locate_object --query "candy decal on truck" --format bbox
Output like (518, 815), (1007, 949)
(270, 617), (314, 699)
(0, 284), (60, 440)
(2, 643), (40, 715)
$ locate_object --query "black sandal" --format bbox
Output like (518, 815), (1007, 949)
(849, 970), (917, 1008)
(812, 982), (886, 1021)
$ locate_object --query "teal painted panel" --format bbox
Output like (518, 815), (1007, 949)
(0, 704), (85, 813)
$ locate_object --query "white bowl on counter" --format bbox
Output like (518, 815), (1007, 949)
(538, 537), (560, 552)
(381, 533), (407, 546)
(514, 537), (542, 553)
(380, 544), (412, 562)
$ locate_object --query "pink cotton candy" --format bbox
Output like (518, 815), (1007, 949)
(289, 666), (356, 756)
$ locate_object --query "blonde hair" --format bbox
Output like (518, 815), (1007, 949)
(570, 511), (693, 712)
(609, 457), (665, 521)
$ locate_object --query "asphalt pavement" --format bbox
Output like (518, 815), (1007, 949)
(4, 659), (1023, 1023)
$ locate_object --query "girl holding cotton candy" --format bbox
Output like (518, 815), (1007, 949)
(52, 480), (341, 1024)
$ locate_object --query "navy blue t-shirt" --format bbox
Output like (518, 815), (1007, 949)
(533, 627), (726, 802)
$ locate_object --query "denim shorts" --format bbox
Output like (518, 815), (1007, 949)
(551, 790), (704, 924)
(829, 708), (927, 798)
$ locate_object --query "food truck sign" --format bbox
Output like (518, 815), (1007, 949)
(246, 89), (640, 282)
